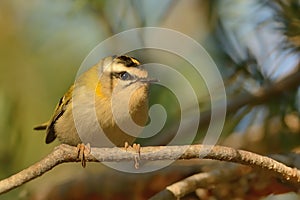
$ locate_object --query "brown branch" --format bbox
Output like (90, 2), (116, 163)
(150, 164), (247, 199)
(0, 144), (299, 195)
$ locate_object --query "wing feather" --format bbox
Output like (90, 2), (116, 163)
(34, 85), (73, 144)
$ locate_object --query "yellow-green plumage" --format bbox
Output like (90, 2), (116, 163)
(34, 56), (150, 147)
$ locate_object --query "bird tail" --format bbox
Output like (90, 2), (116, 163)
(33, 122), (48, 130)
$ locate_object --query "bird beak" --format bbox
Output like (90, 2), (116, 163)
(139, 77), (159, 83)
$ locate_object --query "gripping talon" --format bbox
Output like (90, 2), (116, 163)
(134, 155), (140, 169)
(133, 143), (141, 169)
(124, 142), (129, 151)
(77, 143), (90, 168)
(133, 143), (141, 155)
(124, 142), (141, 169)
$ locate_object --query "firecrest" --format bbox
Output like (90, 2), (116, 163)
(34, 55), (151, 148)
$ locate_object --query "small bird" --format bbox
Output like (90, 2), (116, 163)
(34, 55), (151, 165)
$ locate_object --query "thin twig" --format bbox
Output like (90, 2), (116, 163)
(0, 144), (299, 194)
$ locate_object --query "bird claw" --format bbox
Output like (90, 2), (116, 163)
(77, 143), (91, 168)
(124, 142), (141, 169)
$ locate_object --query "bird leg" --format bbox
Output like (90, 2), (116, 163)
(77, 143), (91, 168)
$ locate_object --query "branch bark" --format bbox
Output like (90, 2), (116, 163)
(150, 164), (247, 199)
(0, 144), (299, 195)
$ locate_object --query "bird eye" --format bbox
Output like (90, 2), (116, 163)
(119, 72), (132, 80)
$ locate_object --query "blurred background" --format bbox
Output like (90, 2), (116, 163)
(0, 0), (299, 199)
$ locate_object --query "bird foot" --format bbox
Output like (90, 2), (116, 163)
(77, 143), (91, 168)
(124, 142), (141, 169)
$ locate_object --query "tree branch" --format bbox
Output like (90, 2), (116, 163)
(0, 144), (299, 195)
(150, 164), (248, 199)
